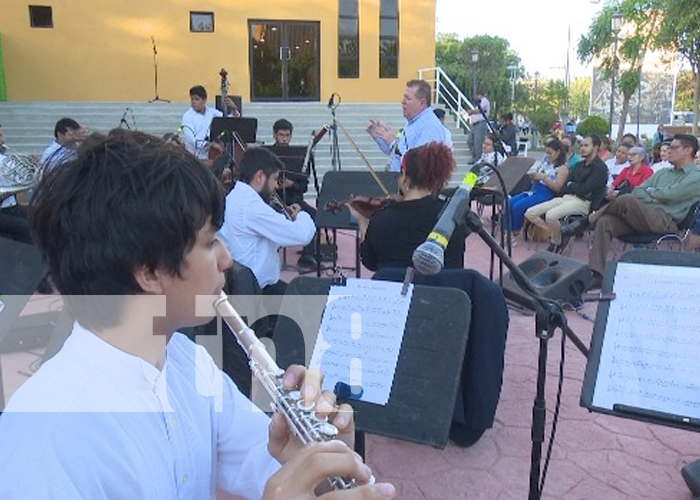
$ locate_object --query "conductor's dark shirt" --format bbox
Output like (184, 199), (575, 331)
(360, 196), (468, 271)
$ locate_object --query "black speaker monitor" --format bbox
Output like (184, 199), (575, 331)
(502, 250), (591, 311)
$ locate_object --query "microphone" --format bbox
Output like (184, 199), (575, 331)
(327, 93), (340, 109)
(119, 109), (130, 130)
(411, 173), (477, 275)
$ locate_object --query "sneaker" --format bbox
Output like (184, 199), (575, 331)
(561, 217), (590, 237)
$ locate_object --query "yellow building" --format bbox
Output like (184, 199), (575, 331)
(0, 0), (436, 102)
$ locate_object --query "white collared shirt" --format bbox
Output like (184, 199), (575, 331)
(0, 322), (279, 499)
(181, 106), (223, 159)
(219, 181), (316, 288)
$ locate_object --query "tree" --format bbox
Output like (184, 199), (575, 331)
(569, 76), (592, 121)
(577, 115), (609, 136)
(578, 0), (665, 144)
(656, 0), (700, 134)
(673, 70), (695, 112)
(435, 34), (521, 118)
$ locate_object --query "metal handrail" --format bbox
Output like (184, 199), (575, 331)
(418, 67), (476, 131)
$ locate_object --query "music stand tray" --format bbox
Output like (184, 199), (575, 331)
(210, 117), (258, 144)
(581, 250), (700, 432)
(262, 145), (307, 178)
(272, 276), (471, 448)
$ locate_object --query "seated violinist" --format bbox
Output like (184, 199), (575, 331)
(349, 141), (467, 271)
(218, 147), (316, 295)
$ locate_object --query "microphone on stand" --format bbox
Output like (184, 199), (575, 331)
(411, 173), (478, 275)
(119, 109), (130, 130)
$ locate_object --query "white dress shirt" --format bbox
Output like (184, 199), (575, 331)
(219, 181), (316, 288)
(40, 140), (77, 172)
(181, 106), (223, 159)
(0, 322), (279, 499)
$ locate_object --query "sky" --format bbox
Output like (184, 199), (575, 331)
(435, 0), (605, 81)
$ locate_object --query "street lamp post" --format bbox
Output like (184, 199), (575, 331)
(507, 64), (519, 110)
(533, 71), (540, 147)
(609, 11), (622, 136)
(471, 49), (479, 98)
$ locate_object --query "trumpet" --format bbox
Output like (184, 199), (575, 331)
(213, 292), (371, 490)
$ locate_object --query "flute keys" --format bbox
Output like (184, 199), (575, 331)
(316, 422), (339, 437)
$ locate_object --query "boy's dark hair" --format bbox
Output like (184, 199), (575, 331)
(273, 118), (293, 134)
(501, 112), (513, 121)
(54, 117), (81, 138)
(29, 131), (224, 329)
(189, 85), (207, 100)
(238, 147), (283, 183)
(433, 108), (446, 121)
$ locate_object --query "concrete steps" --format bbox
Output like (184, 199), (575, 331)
(0, 101), (471, 191)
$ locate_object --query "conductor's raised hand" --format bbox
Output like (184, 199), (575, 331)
(268, 366), (356, 465)
(262, 441), (395, 500)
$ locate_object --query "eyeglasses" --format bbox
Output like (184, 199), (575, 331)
(668, 144), (685, 150)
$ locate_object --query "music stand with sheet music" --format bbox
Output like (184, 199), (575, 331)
(581, 250), (700, 432)
(271, 276), (471, 448)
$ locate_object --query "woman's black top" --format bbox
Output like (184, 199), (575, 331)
(360, 196), (468, 272)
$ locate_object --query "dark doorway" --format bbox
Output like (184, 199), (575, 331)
(249, 20), (320, 101)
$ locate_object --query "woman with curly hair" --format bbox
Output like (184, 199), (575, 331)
(349, 141), (467, 271)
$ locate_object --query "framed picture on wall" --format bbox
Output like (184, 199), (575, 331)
(190, 12), (214, 33)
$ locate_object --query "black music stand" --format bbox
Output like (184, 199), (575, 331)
(210, 117), (258, 145)
(581, 250), (700, 432)
(272, 276), (471, 448)
(316, 171), (399, 277)
(0, 237), (47, 411)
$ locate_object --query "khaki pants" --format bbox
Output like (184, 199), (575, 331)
(588, 194), (676, 274)
(524, 194), (590, 245)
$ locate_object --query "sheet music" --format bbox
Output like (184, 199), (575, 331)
(592, 262), (700, 419)
(309, 278), (413, 406)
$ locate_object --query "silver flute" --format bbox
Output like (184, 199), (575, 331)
(213, 292), (369, 490)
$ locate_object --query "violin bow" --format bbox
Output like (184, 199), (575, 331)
(334, 120), (390, 196)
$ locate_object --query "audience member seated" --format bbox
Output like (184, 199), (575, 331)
(562, 134), (700, 289)
(524, 134), (608, 253)
(218, 147), (316, 295)
(433, 108), (453, 149)
(40, 117), (86, 172)
(605, 143), (630, 182)
(561, 134), (581, 169)
(506, 137), (569, 238)
(471, 132), (506, 185)
(604, 146), (653, 201)
(349, 141), (467, 272)
(651, 141), (672, 173)
(598, 135), (614, 162)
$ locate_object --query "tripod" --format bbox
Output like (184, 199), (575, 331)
(148, 36), (170, 103)
(460, 205), (588, 500)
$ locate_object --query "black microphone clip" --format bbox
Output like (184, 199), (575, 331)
(327, 93), (341, 110)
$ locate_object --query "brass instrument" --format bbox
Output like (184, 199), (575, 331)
(0, 153), (40, 193)
(213, 292), (372, 490)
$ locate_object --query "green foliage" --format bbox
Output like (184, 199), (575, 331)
(530, 107), (558, 138)
(674, 70), (695, 111)
(569, 77), (591, 120)
(435, 34), (522, 118)
(576, 115), (610, 136)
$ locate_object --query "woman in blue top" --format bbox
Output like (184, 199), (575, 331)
(506, 137), (569, 235)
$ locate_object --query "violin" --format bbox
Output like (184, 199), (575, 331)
(324, 194), (403, 219)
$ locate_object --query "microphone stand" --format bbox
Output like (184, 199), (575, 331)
(327, 93), (341, 171)
(148, 36), (170, 103)
(460, 207), (589, 500)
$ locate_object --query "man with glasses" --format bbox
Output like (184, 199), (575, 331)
(561, 134), (700, 290)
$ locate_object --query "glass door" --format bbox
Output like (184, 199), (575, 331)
(249, 20), (320, 101)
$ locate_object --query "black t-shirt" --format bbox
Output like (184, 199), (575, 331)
(360, 196), (468, 272)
